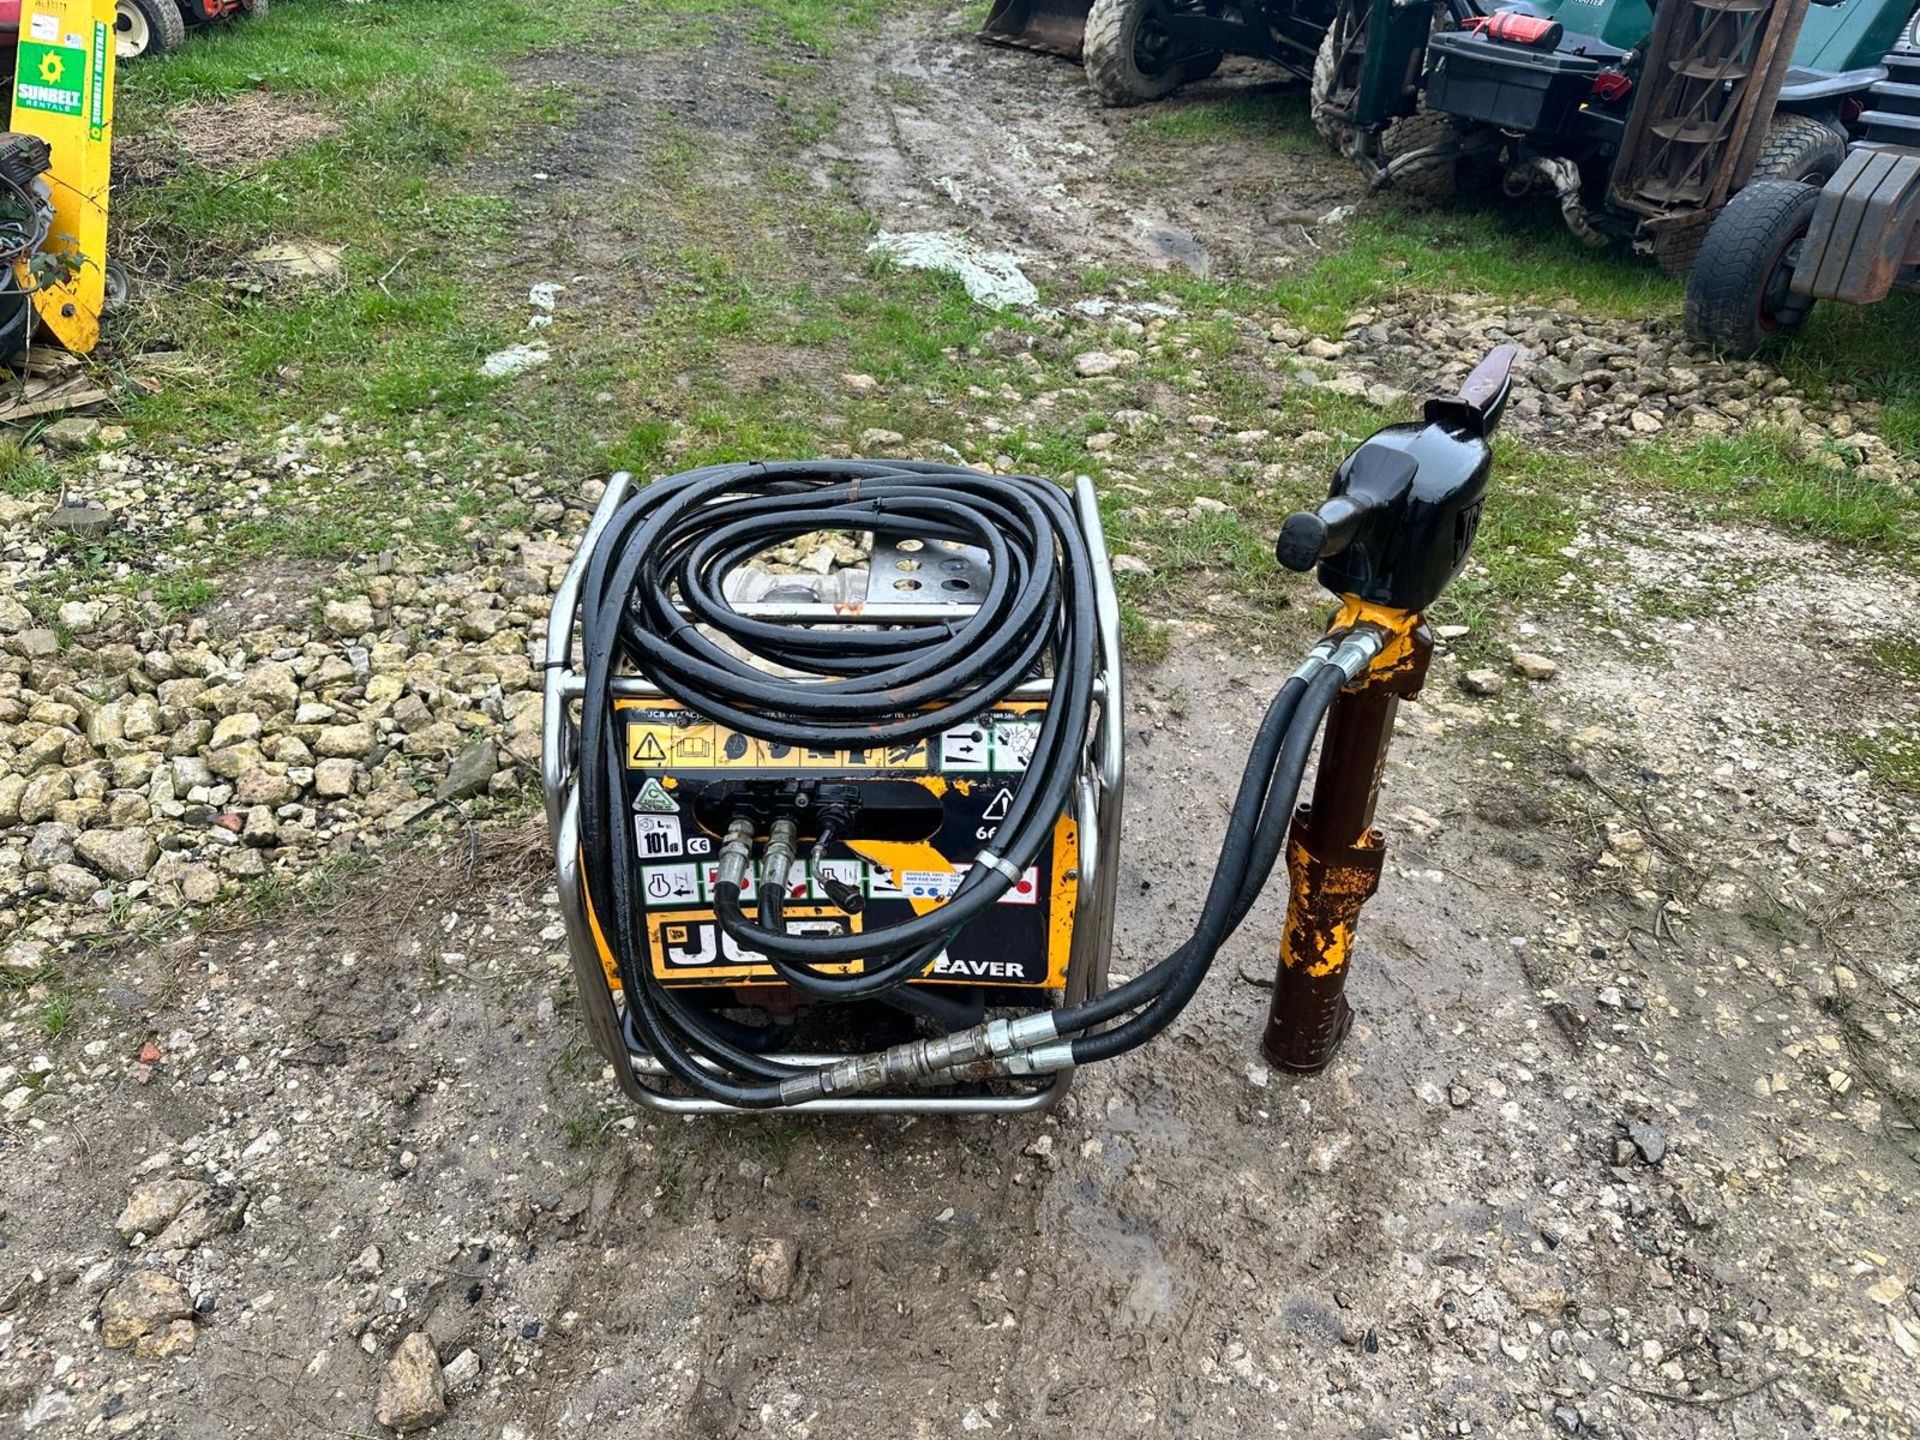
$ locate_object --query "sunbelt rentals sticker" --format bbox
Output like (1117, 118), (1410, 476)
(16, 41), (87, 117)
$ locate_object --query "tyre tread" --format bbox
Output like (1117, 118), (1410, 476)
(1684, 180), (1820, 355)
(121, 0), (186, 55)
(1084, 0), (1181, 106)
(1752, 112), (1846, 183)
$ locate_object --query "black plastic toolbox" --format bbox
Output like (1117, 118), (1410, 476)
(1425, 30), (1601, 136)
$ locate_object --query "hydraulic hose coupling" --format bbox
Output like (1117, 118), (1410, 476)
(1329, 628), (1385, 684)
(715, 816), (757, 893)
(776, 1013), (1068, 1105)
(762, 817), (800, 898)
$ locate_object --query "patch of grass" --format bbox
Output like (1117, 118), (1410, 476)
(117, 0), (635, 110)
(1853, 733), (1920, 797)
(151, 571), (218, 619)
(110, 0), (895, 451)
(1634, 580), (1718, 623)
(563, 1102), (622, 1150)
(840, 269), (1022, 378)
(235, 851), (380, 923)
(1755, 298), (1920, 469)
(1119, 599), (1170, 666)
(1273, 205), (1676, 333)
(1871, 639), (1920, 684)
(0, 962), (57, 995)
(129, 275), (515, 444)
(1632, 427), (1911, 547)
(0, 434), (60, 497)
(40, 990), (75, 1041)
(655, 1158), (687, 1217)
(607, 419), (676, 476)
(1131, 91), (1317, 152)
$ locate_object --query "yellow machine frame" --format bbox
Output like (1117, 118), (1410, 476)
(9, 0), (114, 355)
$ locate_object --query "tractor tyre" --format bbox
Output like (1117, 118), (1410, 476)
(103, 259), (131, 317)
(1651, 224), (1707, 277)
(1379, 110), (1459, 199)
(1684, 180), (1820, 357)
(115, 0), (186, 58)
(1312, 12), (1455, 194)
(1310, 9), (1363, 148)
(1083, 0), (1216, 106)
(1751, 112), (1847, 185)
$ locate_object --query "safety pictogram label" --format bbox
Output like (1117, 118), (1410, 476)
(634, 857), (1038, 909)
(634, 813), (683, 859)
(624, 711), (1038, 774)
(633, 777), (678, 813)
(628, 727), (671, 766)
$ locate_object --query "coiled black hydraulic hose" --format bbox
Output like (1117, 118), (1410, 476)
(575, 461), (1353, 1106)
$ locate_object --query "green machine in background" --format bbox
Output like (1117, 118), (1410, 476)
(985, 0), (1920, 270)
(1313, 0), (1919, 265)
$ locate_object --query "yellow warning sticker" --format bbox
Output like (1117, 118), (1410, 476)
(618, 701), (1049, 774)
(626, 726), (673, 767)
(625, 714), (936, 773)
(668, 725), (720, 767)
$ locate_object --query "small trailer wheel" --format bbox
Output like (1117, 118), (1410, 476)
(1083, 0), (1218, 106)
(116, 0), (186, 58)
(102, 259), (131, 316)
(1684, 180), (1821, 356)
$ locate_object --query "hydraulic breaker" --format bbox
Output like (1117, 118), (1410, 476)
(1263, 344), (1519, 1073)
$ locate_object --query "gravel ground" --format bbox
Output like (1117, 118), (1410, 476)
(2, 8), (1917, 1438)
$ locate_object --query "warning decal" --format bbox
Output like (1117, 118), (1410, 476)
(634, 857), (1037, 909)
(611, 697), (1075, 989)
(625, 711), (1034, 774)
(627, 726), (670, 766)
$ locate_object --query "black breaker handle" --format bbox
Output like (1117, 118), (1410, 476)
(1274, 345), (1517, 574)
(1274, 447), (1415, 573)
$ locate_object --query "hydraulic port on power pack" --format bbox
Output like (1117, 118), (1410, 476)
(686, 780), (941, 846)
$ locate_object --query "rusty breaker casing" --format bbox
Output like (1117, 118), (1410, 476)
(1263, 601), (1432, 1072)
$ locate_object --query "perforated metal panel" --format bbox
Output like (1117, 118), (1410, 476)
(868, 537), (992, 607)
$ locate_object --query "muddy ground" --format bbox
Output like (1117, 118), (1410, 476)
(3, 7), (1918, 1439)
